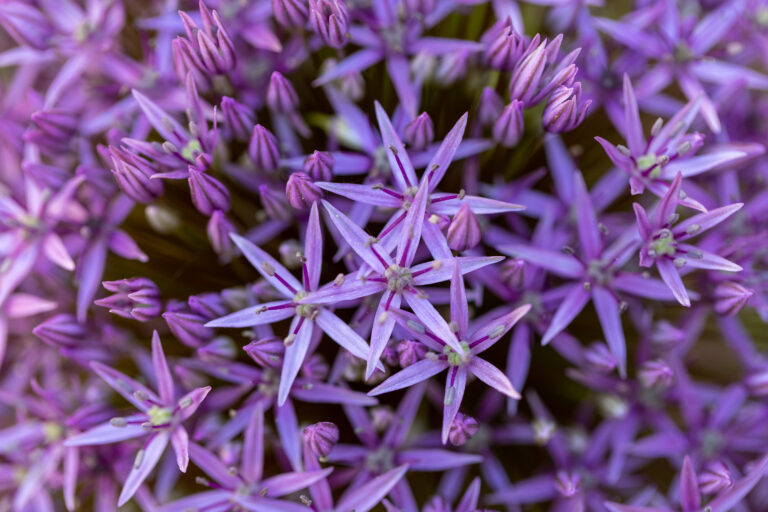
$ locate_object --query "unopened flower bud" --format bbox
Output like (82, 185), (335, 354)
(542, 83), (591, 133)
(267, 72), (300, 113)
(397, 339), (427, 368)
(493, 100), (524, 148)
(485, 26), (524, 71)
(163, 311), (214, 348)
(500, 258), (525, 288)
(309, 0), (349, 48)
(249, 125), (280, 172)
(245, 337), (285, 368)
(188, 167), (231, 216)
(448, 413), (479, 446)
(509, 40), (548, 105)
(699, 461), (733, 495)
(404, 112), (434, 150)
(33, 314), (85, 347)
(109, 146), (164, 203)
(286, 172), (322, 209)
(554, 471), (581, 498)
(95, 278), (161, 322)
(713, 282), (754, 316)
(221, 97), (254, 140)
(446, 203), (482, 252)
(303, 151), (334, 181)
(273, 0), (309, 28)
(638, 359), (674, 390)
(303, 422), (339, 459)
(208, 210), (237, 263)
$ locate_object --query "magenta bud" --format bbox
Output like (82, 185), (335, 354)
(493, 100), (524, 148)
(397, 339), (426, 368)
(188, 167), (231, 216)
(267, 72), (300, 113)
(163, 311), (214, 348)
(244, 337), (285, 368)
(286, 172), (322, 209)
(272, 0), (309, 28)
(448, 413), (479, 446)
(542, 83), (591, 133)
(554, 471), (581, 498)
(699, 461), (733, 495)
(584, 343), (616, 373)
(638, 359), (674, 390)
(221, 97), (254, 140)
(189, 293), (228, 320)
(94, 278), (161, 322)
(309, 0), (349, 48)
(485, 26), (524, 71)
(303, 150), (334, 181)
(109, 146), (164, 203)
(194, 9), (236, 74)
(447, 203), (482, 252)
(650, 320), (685, 347)
(404, 112), (435, 150)
(207, 210), (237, 262)
(509, 40), (548, 105)
(302, 422), (339, 459)
(382, 345), (399, 367)
(259, 185), (293, 221)
(249, 125), (280, 172)
(745, 367), (768, 396)
(33, 314), (85, 347)
(713, 282), (754, 316)
(25, 110), (77, 153)
(479, 87), (504, 127)
(500, 258), (525, 288)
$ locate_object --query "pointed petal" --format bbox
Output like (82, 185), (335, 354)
(442, 366), (467, 444)
(679, 246), (742, 272)
(673, 203), (742, 241)
(117, 431), (170, 506)
(375, 101), (418, 190)
(64, 419), (146, 446)
(314, 308), (370, 361)
(450, 261), (469, 336)
(322, 200), (393, 273)
(541, 285), (590, 344)
(75, 238), (107, 322)
(231, 234), (302, 297)
(622, 74), (645, 155)
(657, 258), (690, 307)
(316, 182), (402, 208)
(336, 464), (409, 512)
(469, 357), (520, 399)
(305, 202), (323, 290)
(574, 172), (602, 259)
(468, 304), (531, 354)
(398, 449), (482, 470)
(278, 318), (313, 406)
(369, 358), (448, 396)
(707, 453), (768, 512)
(396, 177), (429, 267)
(43, 233), (75, 271)
(411, 256), (505, 286)
(386, 54), (419, 119)
(170, 427), (189, 472)
(679, 456), (700, 512)
(90, 362), (159, 411)
(313, 49), (383, 86)
(261, 468), (334, 498)
(405, 291), (463, 353)
(367, 292), (401, 379)
(424, 113), (468, 191)
(152, 331), (175, 403)
(592, 286), (627, 378)
(496, 244), (582, 279)
(205, 301), (295, 328)
(275, 399), (302, 470)
(662, 151), (746, 179)
(242, 402), (265, 483)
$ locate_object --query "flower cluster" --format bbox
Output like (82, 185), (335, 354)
(1, 0), (768, 510)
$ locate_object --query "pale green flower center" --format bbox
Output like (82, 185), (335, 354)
(650, 229), (676, 257)
(182, 139), (203, 161)
(147, 405), (173, 426)
(444, 341), (471, 366)
(385, 264), (413, 292)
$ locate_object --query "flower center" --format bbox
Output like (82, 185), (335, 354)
(650, 229), (676, 257)
(636, 153), (663, 178)
(147, 405), (173, 426)
(182, 139), (203, 161)
(294, 291), (317, 318)
(365, 447), (395, 473)
(385, 264), (413, 292)
(444, 341), (471, 366)
(586, 259), (612, 286)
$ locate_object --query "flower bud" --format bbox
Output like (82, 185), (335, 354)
(25, 110), (77, 153)
(478, 87), (504, 128)
(446, 203), (482, 252)
(493, 100), (524, 148)
(208, 210), (237, 262)
(397, 339), (426, 368)
(286, 172), (322, 209)
(542, 83), (591, 133)
(584, 343), (616, 373)
(94, 278), (161, 322)
(221, 97), (254, 140)
(309, 0), (349, 48)
(509, 40), (548, 105)
(245, 337), (285, 368)
(303, 151), (334, 181)
(188, 167), (231, 216)
(189, 293), (228, 320)
(713, 282), (754, 316)
(448, 413), (479, 446)
(198, 336), (238, 359)
(33, 314), (85, 347)
(163, 311), (214, 348)
(249, 125), (280, 172)
(500, 258), (525, 288)
(273, 0), (309, 28)
(185, 6), (236, 75)
(267, 72), (300, 113)
(404, 112), (434, 150)
(302, 422), (339, 459)
(0, 3), (53, 49)
(699, 461), (733, 495)
(485, 26), (524, 71)
(109, 146), (164, 203)
(259, 185), (293, 221)
(638, 359), (674, 390)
